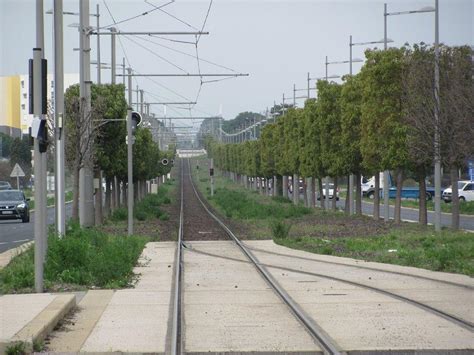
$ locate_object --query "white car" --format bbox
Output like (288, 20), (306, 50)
(442, 180), (474, 202)
(317, 183), (340, 201)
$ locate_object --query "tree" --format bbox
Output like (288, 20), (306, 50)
(315, 80), (344, 210)
(64, 85), (108, 220)
(340, 74), (365, 215)
(301, 98), (325, 208)
(360, 48), (408, 222)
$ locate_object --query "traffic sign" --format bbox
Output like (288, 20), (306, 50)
(10, 163), (25, 178)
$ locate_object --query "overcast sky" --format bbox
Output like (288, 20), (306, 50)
(1, 0), (472, 130)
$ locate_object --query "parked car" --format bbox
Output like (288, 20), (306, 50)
(0, 181), (12, 190)
(317, 183), (340, 201)
(442, 181), (474, 202)
(288, 178), (304, 194)
(0, 189), (30, 223)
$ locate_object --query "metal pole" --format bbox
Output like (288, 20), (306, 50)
(136, 85), (139, 111)
(325, 55), (328, 81)
(79, 0), (94, 227)
(349, 36), (353, 215)
(384, 3), (388, 50)
(127, 67), (134, 236)
(54, 0), (65, 235)
(96, 4), (100, 84)
(293, 84), (296, 106)
(434, 0), (441, 231)
(140, 90), (144, 116)
(110, 27), (116, 84)
(307, 72), (310, 99)
(383, 3), (390, 222)
(34, 0), (45, 293)
(349, 35), (353, 76)
(122, 57), (125, 86)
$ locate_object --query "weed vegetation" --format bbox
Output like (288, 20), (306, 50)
(194, 166), (474, 276)
(275, 228), (474, 276)
(109, 183), (173, 222)
(0, 223), (147, 293)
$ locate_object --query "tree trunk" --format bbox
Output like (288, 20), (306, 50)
(72, 165), (80, 221)
(356, 172), (362, 215)
(332, 178), (338, 210)
(121, 180), (127, 208)
(276, 175), (283, 197)
(451, 167), (460, 230)
(318, 178), (324, 209)
(394, 168), (403, 224)
(282, 175), (288, 198)
(374, 173), (380, 220)
(303, 178), (308, 207)
(311, 177), (316, 208)
(293, 174), (299, 205)
(104, 177), (111, 218)
(113, 176), (119, 209)
(94, 169), (103, 225)
(418, 170), (427, 225)
(344, 175), (350, 214)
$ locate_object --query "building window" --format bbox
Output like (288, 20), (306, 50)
(23, 93), (27, 99)
(21, 80), (24, 88)
(51, 80), (54, 88)
(21, 104), (25, 110)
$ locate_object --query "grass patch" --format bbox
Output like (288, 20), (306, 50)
(193, 166), (473, 276)
(0, 222), (148, 293)
(274, 227), (474, 276)
(211, 187), (311, 220)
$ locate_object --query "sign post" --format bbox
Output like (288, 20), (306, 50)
(10, 163), (26, 189)
(468, 160), (474, 182)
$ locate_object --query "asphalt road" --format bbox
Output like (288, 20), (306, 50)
(336, 198), (474, 231)
(288, 192), (474, 231)
(0, 204), (73, 253)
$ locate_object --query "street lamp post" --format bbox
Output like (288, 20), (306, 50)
(349, 35), (393, 217)
(384, 1), (438, 230)
(324, 55), (363, 211)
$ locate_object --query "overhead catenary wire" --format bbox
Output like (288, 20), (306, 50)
(144, 0), (200, 31)
(131, 35), (238, 73)
(122, 35), (189, 73)
(101, 0), (174, 29)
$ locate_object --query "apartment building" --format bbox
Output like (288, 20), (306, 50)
(0, 73), (79, 137)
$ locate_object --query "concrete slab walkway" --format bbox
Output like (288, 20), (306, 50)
(46, 241), (176, 353)
(183, 240), (321, 354)
(244, 240), (474, 353)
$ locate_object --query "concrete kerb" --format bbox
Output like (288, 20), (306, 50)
(0, 294), (76, 354)
(0, 241), (34, 269)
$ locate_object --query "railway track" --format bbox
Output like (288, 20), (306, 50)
(169, 159), (473, 354)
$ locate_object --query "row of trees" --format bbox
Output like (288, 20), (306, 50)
(64, 83), (173, 223)
(205, 44), (473, 229)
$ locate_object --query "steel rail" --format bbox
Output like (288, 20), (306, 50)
(185, 159), (344, 355)
(183, 245), (474, 333)
(170, 160), (184, 355)
(244, 246), (474, 290)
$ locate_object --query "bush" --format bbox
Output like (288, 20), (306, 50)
(111, 208), (127, 221)
(270, 220), (291, 239)
(0, 223), (148, 293)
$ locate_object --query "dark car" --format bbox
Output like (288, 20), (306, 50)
(0, 181), (12, 190)
(0, 190), (30, 223)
